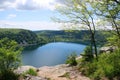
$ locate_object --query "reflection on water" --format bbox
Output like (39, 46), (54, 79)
(22, 42), (86, 67)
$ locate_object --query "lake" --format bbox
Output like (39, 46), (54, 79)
(22, 42), (86, 67)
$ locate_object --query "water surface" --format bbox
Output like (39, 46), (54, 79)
(22, 42), (86, 67)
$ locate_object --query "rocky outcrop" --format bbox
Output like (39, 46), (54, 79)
(15, 64), (90, 80)
(15, 66), (47, 80)
(22, 75), (47, 80)
(37, 64), (90, 80)
(99, 46), (117, 53)
(15, 66), (36, 74)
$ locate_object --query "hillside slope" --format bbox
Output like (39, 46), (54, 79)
(0, 28), (40, 45)
(35, 30), (111, 46)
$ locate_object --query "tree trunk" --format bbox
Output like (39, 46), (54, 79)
(112, 18), (120, 39)
(89, 25), (98, 58)
(92, 32), (98, 58)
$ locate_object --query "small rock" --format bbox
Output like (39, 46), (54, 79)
(24, 75), (47, 80)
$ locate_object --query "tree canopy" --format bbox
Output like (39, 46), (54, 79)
(0, 38), (22, 73)
(0, 28), (41, 45)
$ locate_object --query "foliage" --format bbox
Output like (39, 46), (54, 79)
(0, 28), (42, 45)
(92, 0), (120, 38)
(66, 53), (77, 66)
(0, 70), (20, 80)
(0, 38), (22, 72)
(54, 0), (100, 58)
(36, 30), (111, 46)
(107, 35), (120, 48)
(0, 38), (22, 80)
(81, 46), (94, 62)
(79, 49), (120, 80)
(24, 68), (37, 76)
(0, 28), (112, 46)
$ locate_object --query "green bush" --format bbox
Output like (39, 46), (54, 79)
(25, 68), (37, 76)
(81, 46), (94, 62)
(0, 70), (20, 80)
(79, 60), (97, 76)
(0, 38), (22, 80)
(0, 38), (22, 72)
(80, 49), (120, 80)
(66, 53), (77, 66)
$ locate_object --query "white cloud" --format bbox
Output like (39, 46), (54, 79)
(0, 20), (112, 31)
(7, 14), (16, 19)
(0, 0), (15, 10)
(0, 20), (62, 31)
(0, 0), (63, 11)
(0, 9), (4, 11)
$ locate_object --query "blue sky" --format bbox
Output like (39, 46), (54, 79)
(0, 0), (63, 30)
(0, 9), (54, 22)
(0, 0), (111, 31)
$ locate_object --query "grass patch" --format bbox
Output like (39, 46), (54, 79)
(24, 68), (37, 76)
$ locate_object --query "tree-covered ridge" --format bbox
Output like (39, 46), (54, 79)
(35, 30), (112, 46)
(0, 28), (113, 46)
(0, 28), (40, 45)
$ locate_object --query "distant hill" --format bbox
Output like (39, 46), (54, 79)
(0, 28), (111, 46)
(35, 30), (111, 46)
(0, 28), (41, 46)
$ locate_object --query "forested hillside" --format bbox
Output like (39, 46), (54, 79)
(0, 28), (112, 46)
(35, 30), (111, 46)
(0, 28), (42, 46)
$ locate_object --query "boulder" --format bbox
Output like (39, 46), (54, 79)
(99, 46), (116, 53)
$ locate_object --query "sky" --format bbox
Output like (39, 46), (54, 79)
(0, 0), (64, 31)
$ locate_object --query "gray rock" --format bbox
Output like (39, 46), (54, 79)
(24, 75), (47, 80)
(99, 46), (117, 53)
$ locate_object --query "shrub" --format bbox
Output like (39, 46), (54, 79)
(0, 38), (22, 72)
(0, 38), (22, 80)
(80, 49), (120, 80)
(25, 68), (37, 76)
(81, 46), (94, 62)
(0, 70), (20, 80)
(66, 53), (77, 66)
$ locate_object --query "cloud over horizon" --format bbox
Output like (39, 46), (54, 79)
(0, 20), (62, 31)
(0, 0), (65, 30)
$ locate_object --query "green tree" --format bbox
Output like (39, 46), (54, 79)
(96, 0), (120, 38)
(0, 38), (22, 76)
(66, 53), (77, 66)
(92, 0), (120, 38)
(54, 0), (98, 58)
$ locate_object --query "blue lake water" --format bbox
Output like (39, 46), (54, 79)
(22, 42), (86, 67)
